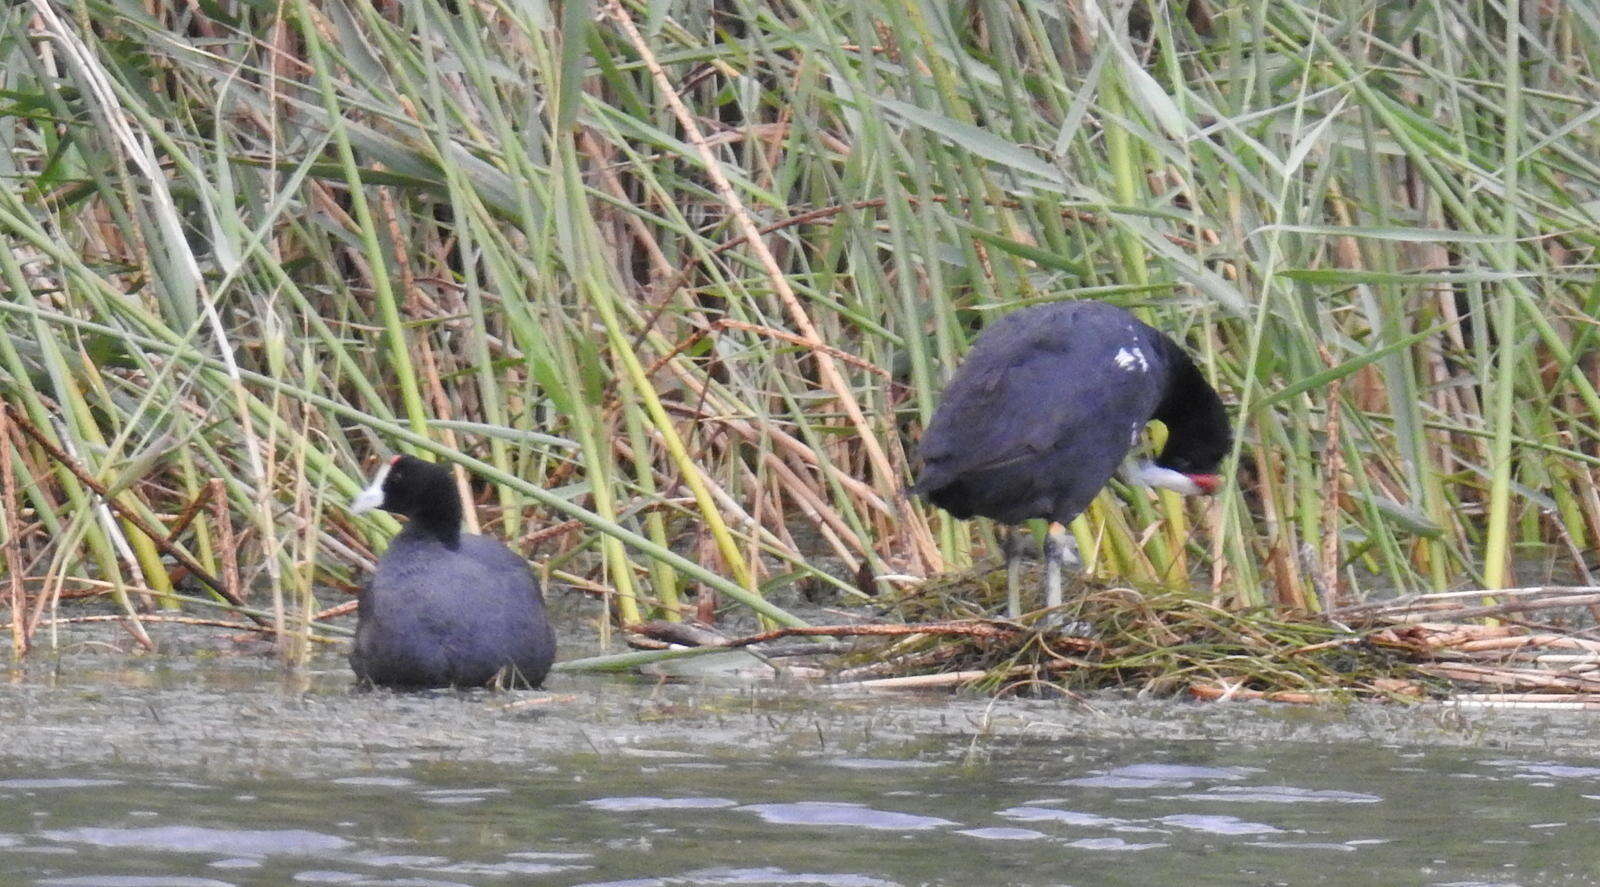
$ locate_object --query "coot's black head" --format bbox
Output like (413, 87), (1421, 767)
(1152, 410), (1231, 493)
(351, 455), (463, 547)
(1136, 341), (1233, 496)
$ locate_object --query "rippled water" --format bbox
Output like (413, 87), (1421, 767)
(2, 640), (1599, 886)
(7, 727), (1600, 885)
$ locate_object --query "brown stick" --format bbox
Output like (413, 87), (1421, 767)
(1316, 348), (1345, 608)
(516, 518), (585, 550)
(163, 483), (214, 543)
(0, 407), (26, 656)
(208, 478), (241, 607)
(312, 600), (358, 621)
(2, 404), (265, 625)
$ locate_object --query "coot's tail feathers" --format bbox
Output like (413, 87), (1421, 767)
(915, 455), (1056, 525)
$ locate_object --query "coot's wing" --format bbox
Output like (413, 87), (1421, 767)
(440, 536), (555, 686)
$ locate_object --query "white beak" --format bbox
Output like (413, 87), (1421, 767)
(349, 461), (391, 515)
(1125, 460), (1205, 496)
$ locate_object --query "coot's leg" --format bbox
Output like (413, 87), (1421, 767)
(1003, 527), (1025, 619)
(1043, 522), (1079, 609)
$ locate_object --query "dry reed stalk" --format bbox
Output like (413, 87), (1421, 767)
(497, 694), (580, 712)
(162, 483), (214, 544)
(645, 318), (890, 381)
(3, 405), (262, 623)
(839, 670), (994, 690)
(1417, 663), (1600, 692)
(579, 130), (678, 284)
(14, 578), (163, 600)
(1, 407), (25, 656)
(1316, 350), (1346, 608)
(1527, 654), (1600, 665)
(0, 612), (335, 640)
(654, 362), (895, 515)
(1336, 587), (1600, 622)
(516, 518), (586, 550)
(1453, 635), (1600, 654)
(600, 0), (940, 573)
(833, 646), (968, 681)
(628, 619), (1029, 649)
(312, 600), (358, 621)
(208, 478), (242, 610)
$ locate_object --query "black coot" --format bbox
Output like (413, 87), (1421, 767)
(914, 300), (1231, 616)
(349, 455), (555, 689)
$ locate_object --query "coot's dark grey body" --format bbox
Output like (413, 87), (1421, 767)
(916, 300), (1229, 526)
(351, 456), (556, 690)
(351, 528), (555, 689)
(914, 300), (1230, 615)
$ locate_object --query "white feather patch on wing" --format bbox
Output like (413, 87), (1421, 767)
(349, 461), (391, 514)
(1113, 346), (1149, 373)
(1126, 460), (1203, 496)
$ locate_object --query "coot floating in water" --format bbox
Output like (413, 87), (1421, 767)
(349, 455), (555, 689)
(914, 300), (1231, 616)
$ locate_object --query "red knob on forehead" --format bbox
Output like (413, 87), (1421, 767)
(388, 454), (402, 467)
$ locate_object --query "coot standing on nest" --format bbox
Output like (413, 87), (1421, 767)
(914, 301), (1232, 617)
(349, 455), (556, 689)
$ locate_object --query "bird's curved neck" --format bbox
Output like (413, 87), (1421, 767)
(1152, 346), (1229, 470)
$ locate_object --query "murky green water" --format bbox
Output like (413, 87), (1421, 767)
(3, 643), (1600, 886)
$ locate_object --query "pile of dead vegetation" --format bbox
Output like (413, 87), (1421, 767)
(627, 568), (1600, 708)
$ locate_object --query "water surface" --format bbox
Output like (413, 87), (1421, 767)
(2, 643), (1598, 885)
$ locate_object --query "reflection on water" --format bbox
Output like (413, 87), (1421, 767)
(6, 738), (1600, 885)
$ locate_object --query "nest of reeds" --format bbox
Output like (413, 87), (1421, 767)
(825, 564), (1427, 701)
(629, 567), (1600, 708)
(852, 569), (1600, 705)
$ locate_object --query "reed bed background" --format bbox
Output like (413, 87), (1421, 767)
(1, 0), (1597, 660)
